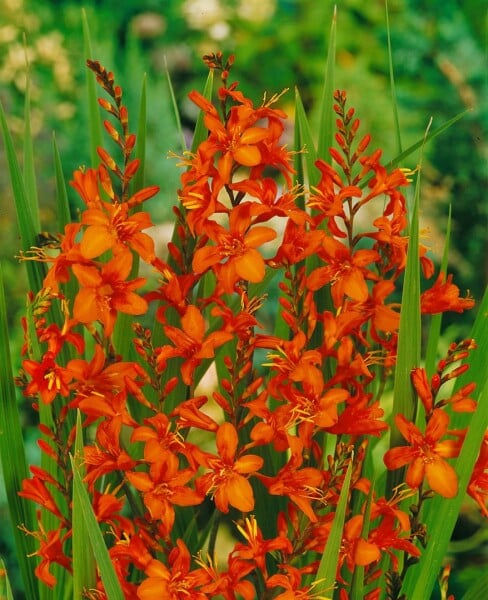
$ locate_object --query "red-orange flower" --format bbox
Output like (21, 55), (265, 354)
(468, 433), (488, 517)
(258, 436), (323, 522)
(23, 351), (72, 404)
(155, 304), (233, 386)
(383, 409), (461, 498)
(23, 522), (72, 588)
(231, 178), (308, 225)
(411, 367), (434, 414)
(72, 251), (147, 336)
(68, 343), (141, 390)
(328, 398), (388, 437)
(234, 515), (293, 577)
(41, 223), (89, 292)
(189, 88), (287, 185)
(126, 452), (203, 536)
(80, 199), (157, 261)
(194, 422), (263, 513)
(421, 273), (475, 314)
(269, 219), (324, 268)
(341, 509), (420, 572)
(137, 539), (209, 600)
(70, 167), (102, 208)
(83, 419), (136, 489)
(258, 330), (324, 395)
(192, 202), (276, 293)
(19, 475), (66, 523)
(307, 237), (380, 306)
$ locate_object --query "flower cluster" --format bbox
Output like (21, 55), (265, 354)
(16, 54), (483, 599)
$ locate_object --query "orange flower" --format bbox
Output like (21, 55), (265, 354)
(189, 89), (273, 184)
(192, 202), (276, 293)
(197, 553), (256, 600)
(468, 433), (488, 517)
(67, 344), (145, 398)
(369, 213), (408, 275)
(72, 251), (147, 336)
(22, 521), (72, 588)
(360, 161), (409, 206)
(83, 419), (136, 489)
(23, 351), (72, 405)
(194, 422), (263, 513)
(259, 330), (324, 395)
(19, 475), (66, 523)
(155, 304), (233, 386)
(308, 158), (360, 235)
(137, 539), (209, 600)
(258, 436), (323, 522)
(328, 392), (388, 437)
(126, 452), (203, 537)
(278, 386), (349, 448)
(234, 515), (292, 577)
(307, 237), (380, 306)
(130, 413), (188, 464)
(42, 223), (89, 293)
(80, 200), (157, 261)
(170, 396), (219, 432)
(383, 409), (461, 498)
(411, 367), (434, 414)
(269, 219), (324, 268)
(266, 564), (328, 599)
(231, 178), (308, 225)
(367, 279), (401, 337)
(421, 272), (475, 314)
(342, 515), (381, 569)
(70, 167), (102, 208)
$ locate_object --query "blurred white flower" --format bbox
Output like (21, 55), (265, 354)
(237, 0), (276, 22)
(130, 12), (166, 39)
(0, 25), (18, 44)
(209, 21), (230, 40)
(182, 0), (227, 30)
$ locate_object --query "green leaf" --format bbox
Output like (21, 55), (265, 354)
(317, 5), (337, 161)
(425, 205), (452, 378)
(52, 134), (71, 232)
(132, 74), (148, 195)
(386, 121), (432, 495)
(461, 566), (488, 600)
(0, 100), (45, 294)
(385, 0), (402, 155)
(154, 68), (216, 406)
(350, 483), (374, 600)
(164, 57), (186, 153)
(191, 69), (214, 153)
(314, 459), (353, 597)
(0, 557), (15, 600)
(452, 284), (488, 400)
(23, 73), (40, 232)
(386, 110), (470, 170)
(402, 380), (488, 598)
(71, 456), (124, 600)
(72, 412), (97, 599)
(0, 266), (39, 600)
(294, 87), (319, 187)
(401, 285), (488, 598)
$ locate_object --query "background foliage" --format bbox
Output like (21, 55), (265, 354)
(0, 0), (486, 597)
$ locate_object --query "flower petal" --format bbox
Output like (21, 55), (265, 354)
(425, 456), (458, 498)
(216, 422), (238, 464)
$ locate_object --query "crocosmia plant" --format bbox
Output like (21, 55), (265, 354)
(0, 35), (487, 600)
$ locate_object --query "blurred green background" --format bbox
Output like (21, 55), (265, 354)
(0, 0), (486, 597)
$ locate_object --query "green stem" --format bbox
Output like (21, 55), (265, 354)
(207, 510), (222, 559)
